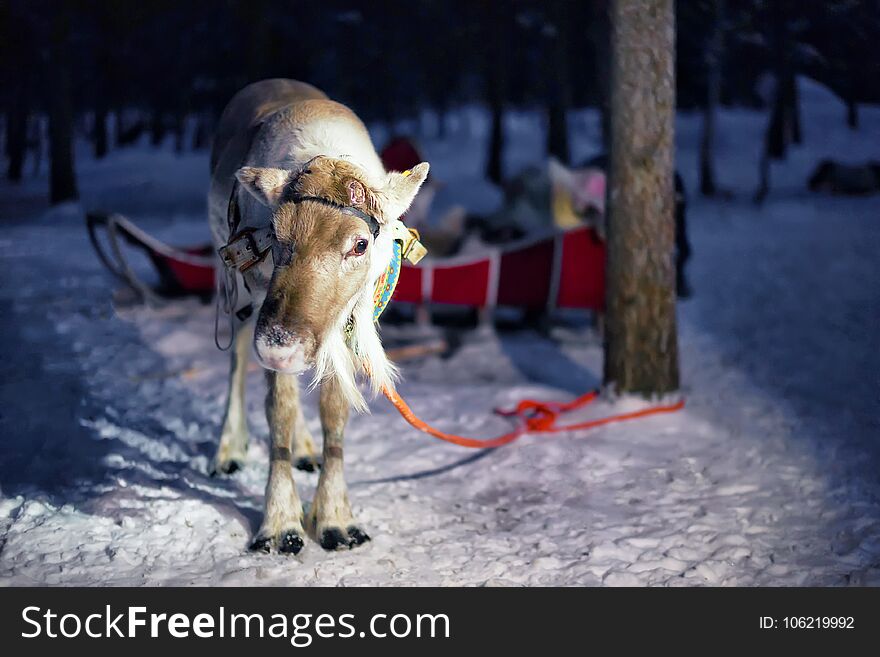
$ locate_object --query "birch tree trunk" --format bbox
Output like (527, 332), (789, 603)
(604, 0), (680, 395)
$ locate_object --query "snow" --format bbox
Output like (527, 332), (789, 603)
(1, 79), (878, 586)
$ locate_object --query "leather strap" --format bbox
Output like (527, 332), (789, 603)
(218, 226), (274, 272)
(288, 193), (381, 239)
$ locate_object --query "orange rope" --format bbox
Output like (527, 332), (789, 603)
(381, 384), (685, 449)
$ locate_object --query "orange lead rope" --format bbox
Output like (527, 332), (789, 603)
(363, 238), (685, 447)
(381, 383), (685, 449)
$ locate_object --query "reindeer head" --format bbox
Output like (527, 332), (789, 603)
(235, 156), (429, 409)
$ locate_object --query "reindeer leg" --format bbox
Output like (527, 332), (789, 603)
(210, 323), (252, 476)
(308, 378), (370, 550)
(250, 371), (305, 554)
(291, 387), (320, 473)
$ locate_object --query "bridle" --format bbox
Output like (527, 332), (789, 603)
(286, 193), (381, 240)
(219, 157), (382, 273)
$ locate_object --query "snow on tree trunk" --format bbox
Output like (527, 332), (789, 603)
(604, 0), (680, 396)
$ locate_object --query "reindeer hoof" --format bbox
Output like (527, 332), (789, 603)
(347, 526), (371, 546)
(210, 459), (243, 477)
(279, 530), (305, 555)
(249, 529), (305, 555)
(319, 528), (348, 550)
(319, 526), (371, 550)
(294, 456), (321, 473)
(249, 535), (272, 553)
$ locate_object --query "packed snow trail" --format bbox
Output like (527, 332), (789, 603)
(0, 80), (878, 585)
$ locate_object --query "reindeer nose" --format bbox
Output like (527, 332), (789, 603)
(254, 324), (312, 373)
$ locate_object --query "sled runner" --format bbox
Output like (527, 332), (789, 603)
(86, 212), (216, 304)
(86, 212), (605, 312)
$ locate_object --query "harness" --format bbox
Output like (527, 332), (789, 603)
(216, 166), (426, 349)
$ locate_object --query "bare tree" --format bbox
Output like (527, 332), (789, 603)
(699, 0), (725, 197)
(604, 0), (680, 396)
(5, 87), (28, 182)
(47, 11), (78, 204)
(545, 1), (571, 165)
(754, 0), (800, 204)
(4, 3), (32, 182)
(588, 0), (612, 152)
(483, 0), (508, 186)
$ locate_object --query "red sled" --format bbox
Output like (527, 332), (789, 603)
(392, 227), (605, 312)
(86, 212), (605, 311)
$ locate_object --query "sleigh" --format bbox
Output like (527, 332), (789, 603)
(86, 212), (606, 312)
(392, 227), (605, 312)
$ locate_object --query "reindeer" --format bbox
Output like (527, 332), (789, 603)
(208, 79), (428, 554)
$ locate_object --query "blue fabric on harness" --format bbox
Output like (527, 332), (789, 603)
(373, 240), (402, 322)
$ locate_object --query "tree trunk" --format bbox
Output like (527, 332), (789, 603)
(483, 3), (507, 186)
(47, 13), (78, 204)
(6, 103), (27, 182)
(547, 104), (569, 165)
(589, 0), (612, 152)
(699, 104), (716, 196)
(150, 109), (166, 146)
(113, 107), (126, 148)
(545, 4), (572, 164)
(435, 99), (448, 140)
(604, 0), (680, 395)
(788, 73), (802, 144)
(699, 0), (724, 197)
(846, 98), (858, 129)
(94, 104), (108, 159)
(486, 101), (504, 185)
(93, 42), (112, 159)
(5, 3), (31, 182)
(173, 112), (185, 154)
(754, 1), (796, 203)
(192, 112), (210, 150)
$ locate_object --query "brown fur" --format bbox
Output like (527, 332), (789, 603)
(258, 201), (370, 364)
(287, 157), (383, 216)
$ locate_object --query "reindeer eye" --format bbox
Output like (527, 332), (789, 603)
(349, 238), (369, 257)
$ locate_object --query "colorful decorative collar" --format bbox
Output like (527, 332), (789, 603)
(345, 222), (425, 342)
(373, 239), (402, 322)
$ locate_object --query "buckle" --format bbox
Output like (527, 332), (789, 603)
(400, 227), (427, 265)
(240, 230), (261, 265)
(219, 228), (270, 272)
(390, 221), (427, 265)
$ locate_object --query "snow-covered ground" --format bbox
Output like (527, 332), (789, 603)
(0, 80), (877, 586)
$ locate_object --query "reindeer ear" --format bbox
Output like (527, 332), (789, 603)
(377, 162), (430, 221)
(235, 167), (292, 207)
(347, 179), (367, 206)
